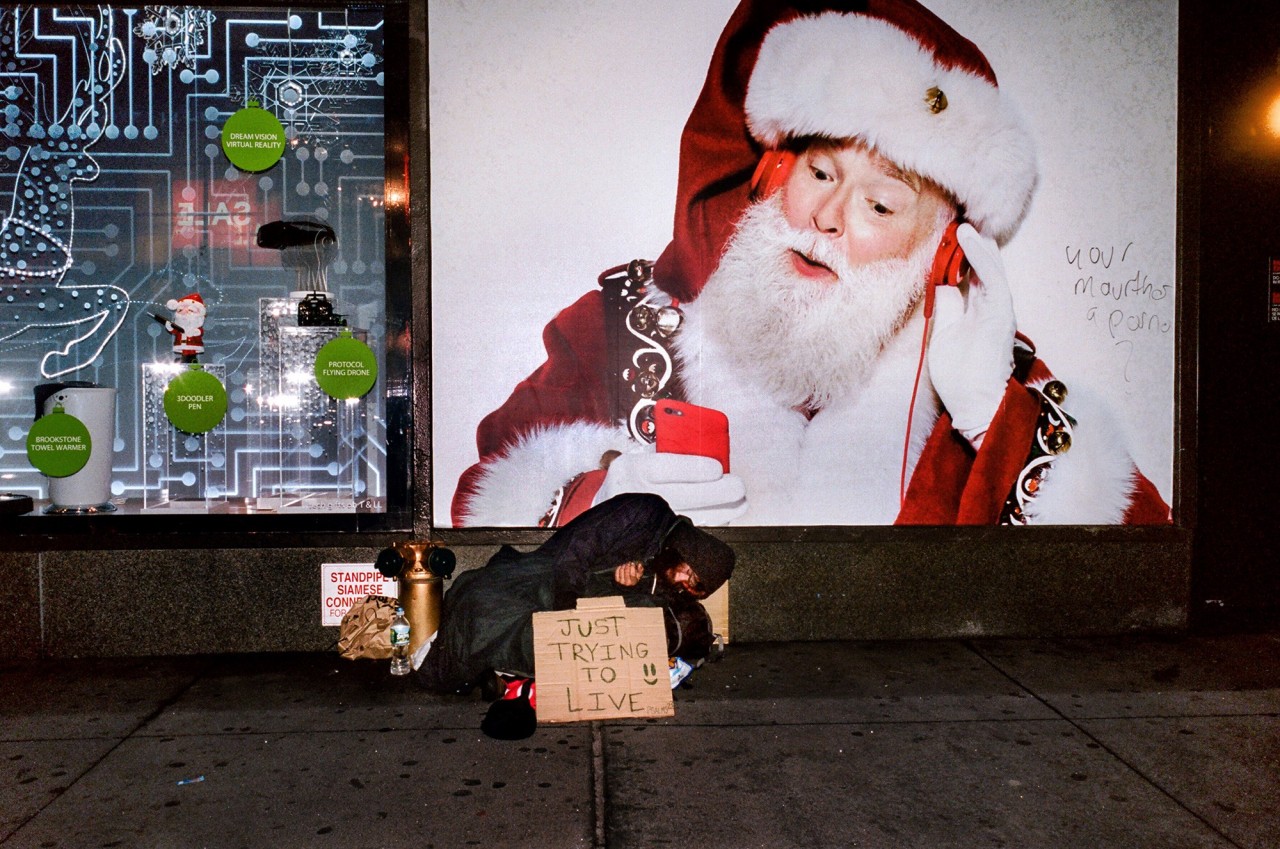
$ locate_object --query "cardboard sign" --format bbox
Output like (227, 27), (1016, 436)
(321, 563), (399, 626)
(532, 596), (673, 723)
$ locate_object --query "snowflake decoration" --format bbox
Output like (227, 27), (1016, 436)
(134, 6), (216, 74)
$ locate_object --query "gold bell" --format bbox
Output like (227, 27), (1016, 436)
(1045, 428), (1072, 455)
(627, 259), (653, 285)
(1043, 380), (1068, 404)
(925, 86), (948, 114)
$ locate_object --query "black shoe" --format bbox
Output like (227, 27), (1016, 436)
(481, 679), (536, 741)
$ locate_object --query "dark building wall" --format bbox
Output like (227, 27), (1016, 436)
(1188, 0), (1280, 625)
(0, 530), (1189, 662)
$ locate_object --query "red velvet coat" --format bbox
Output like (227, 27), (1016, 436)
(453, 289), (1171, 528)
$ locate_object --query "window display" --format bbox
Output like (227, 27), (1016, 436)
(0, 3), (410, 523)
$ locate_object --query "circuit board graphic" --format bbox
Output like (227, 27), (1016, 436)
(0, 5), (389, 507)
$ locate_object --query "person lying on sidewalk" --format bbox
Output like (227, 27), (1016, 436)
(411, 492), (735, 704)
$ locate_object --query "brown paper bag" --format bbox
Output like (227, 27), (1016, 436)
(337, 595), (398, 660)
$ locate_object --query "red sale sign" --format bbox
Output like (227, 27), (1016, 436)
(172, 181), (282, 263)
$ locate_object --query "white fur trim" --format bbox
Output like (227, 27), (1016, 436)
(459, 422), (635, 526)
(745, 13), (1037, 244)
(1020, 383), (1139, 525)
(674, 298), (938, 525)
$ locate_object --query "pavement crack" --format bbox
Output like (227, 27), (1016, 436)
(591, 720), (606, 849)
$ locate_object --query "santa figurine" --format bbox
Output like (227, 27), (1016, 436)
(154, 293), (206, 363)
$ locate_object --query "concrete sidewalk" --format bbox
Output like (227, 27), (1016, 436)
(2, 629), (1277, 848)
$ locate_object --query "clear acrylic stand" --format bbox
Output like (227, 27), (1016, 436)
(140, 363), (229, 512)
(254, 296), (368, 512)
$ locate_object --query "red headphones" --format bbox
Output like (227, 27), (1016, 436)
(749, 149), (797, 200)
(924, 220), (967, 317)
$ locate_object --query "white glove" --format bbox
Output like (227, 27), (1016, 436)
(594, 451), (748, 525)
(927, 223), (1017, 448)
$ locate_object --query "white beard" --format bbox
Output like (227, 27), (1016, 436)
(173, 312), (204, 334)
(688, 196), (939, 411)
(670, 198), (946, 524)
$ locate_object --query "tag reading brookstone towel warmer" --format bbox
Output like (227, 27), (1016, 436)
(27, 404), (92, 478)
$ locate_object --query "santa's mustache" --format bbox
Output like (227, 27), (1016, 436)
(772, 219), (858, 283)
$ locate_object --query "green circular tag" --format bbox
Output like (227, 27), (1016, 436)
(27, 407), (92, 477)
(221, 101), (287, 172)
(163, 367), (228, 434)
(315, 332), (378, 399)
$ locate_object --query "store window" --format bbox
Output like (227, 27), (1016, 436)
(0, 2), (411, 528)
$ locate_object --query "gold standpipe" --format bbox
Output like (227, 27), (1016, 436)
(387, 540), (455, 655)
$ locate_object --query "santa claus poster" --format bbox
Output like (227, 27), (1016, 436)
(428, 0), (1177, 528)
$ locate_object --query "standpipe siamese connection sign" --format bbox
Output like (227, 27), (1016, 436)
(321, 564), (398, 626)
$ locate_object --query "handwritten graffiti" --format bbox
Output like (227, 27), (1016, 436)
(1062, 241), (1174, 382)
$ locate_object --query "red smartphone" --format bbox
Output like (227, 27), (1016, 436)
(655, 400), (730, 473)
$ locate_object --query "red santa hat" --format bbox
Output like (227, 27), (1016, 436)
(166, 292), (206, 312)
(652, 0), (1038, 303)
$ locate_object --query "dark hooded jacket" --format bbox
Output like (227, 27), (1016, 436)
(415, 493), (733, 694)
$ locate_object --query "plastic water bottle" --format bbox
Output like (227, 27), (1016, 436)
(389, 606), (411, 676)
